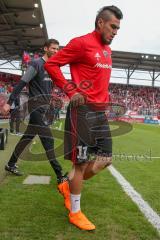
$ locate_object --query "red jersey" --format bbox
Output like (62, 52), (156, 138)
(45, 30), (112, 104)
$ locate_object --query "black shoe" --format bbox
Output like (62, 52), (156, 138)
(5, 164), (23, 176)
(57, 172), (69, 184)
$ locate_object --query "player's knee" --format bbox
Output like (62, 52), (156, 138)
(104, 157), (112, 167)
(92, 156), (112, 174)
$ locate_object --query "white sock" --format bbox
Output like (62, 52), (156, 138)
(70, 193), (81, 213)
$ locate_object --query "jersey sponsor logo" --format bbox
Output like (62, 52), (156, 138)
(94, 62), (112, 69)
(94, 52), (101, 61)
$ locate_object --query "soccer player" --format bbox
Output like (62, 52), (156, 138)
(45, 6), (123, 230)
(2, 40), (69, 201)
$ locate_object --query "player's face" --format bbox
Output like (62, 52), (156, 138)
(99, 15), (120, 45)
(45, 43), (59, 57)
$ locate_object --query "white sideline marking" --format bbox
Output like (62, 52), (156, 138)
(108, 165), (160, 233)
(58, 122), (62, 130)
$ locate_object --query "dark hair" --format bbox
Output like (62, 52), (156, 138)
(44, 39), (59, 48)
(95, 5), (123, 28)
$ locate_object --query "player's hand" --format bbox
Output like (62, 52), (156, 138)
(1, 103), (10, 115)
(70, 93), (85, 107)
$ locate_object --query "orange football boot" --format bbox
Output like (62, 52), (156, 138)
(69, 210), (96, 231)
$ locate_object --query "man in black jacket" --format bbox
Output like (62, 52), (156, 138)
(2, 39), (66, 184)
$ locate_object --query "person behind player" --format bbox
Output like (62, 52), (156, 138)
(45, 6), (123, 230)
(2, 40), (70, 208)
(9, 95), (21, 135)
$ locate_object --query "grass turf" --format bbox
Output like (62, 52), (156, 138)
(0, 121), (160, 240)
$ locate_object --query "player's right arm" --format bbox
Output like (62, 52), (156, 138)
(45, 38), (86, 106)
(2, 62), (37, 115)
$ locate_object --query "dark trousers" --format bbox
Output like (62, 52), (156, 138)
(9, 109), (20, 133)
(8, 109), (63, 179)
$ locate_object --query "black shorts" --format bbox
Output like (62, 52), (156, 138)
(64, 104), (112, 164)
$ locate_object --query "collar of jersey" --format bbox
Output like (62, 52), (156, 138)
(92, 30), (106, 47)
